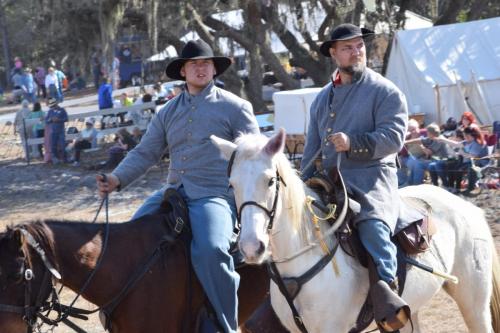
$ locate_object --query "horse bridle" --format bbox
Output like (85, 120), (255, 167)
(0, 228), (61, 333)
(227, 150), (286, 231)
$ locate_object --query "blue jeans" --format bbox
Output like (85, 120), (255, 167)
(50, 129), (65, 161)
(428, 159), (448, 186)
(133, 186), (239, 333)
(407, 156), (430, 185)
(357, 219), (397, 284)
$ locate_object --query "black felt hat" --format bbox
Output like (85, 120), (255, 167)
(319, 23), (374, 57)
(165, 39), (231, 80)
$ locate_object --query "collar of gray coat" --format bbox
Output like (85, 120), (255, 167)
(331, 68), (366, 87)
(184, 80), (215, 101)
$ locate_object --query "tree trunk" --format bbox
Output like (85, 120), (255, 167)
(147, 0), (159, 54)
(434, 0), (466, 25)
(98, 0), (126, 76)
(262, 3), (331, 86)
(0, 2), (12, 88)
(185, 2), (244, 97)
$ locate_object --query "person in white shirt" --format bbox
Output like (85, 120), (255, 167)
(45, 67), (61, 102)
(69, 119), (98, 166)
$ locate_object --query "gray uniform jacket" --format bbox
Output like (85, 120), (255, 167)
(113, 81), (260, 199)
(301, 68), (410, 232)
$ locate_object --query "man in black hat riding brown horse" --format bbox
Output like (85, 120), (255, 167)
(97, 39), (260, 332)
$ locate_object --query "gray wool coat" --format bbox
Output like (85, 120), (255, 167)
(113, 81), (260, 200)
(301, 68), (415, 233)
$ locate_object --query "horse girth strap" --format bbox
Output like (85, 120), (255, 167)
(267, 241), (340, 333)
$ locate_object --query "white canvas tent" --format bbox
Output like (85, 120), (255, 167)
(386, 17), (500, 125)
(273, 88), (322, 134)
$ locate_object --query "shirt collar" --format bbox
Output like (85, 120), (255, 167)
(184, 81), (215, 102)
(331, 68), (366, 87)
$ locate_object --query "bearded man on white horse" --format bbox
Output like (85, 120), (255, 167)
(300, 23), (414, 332)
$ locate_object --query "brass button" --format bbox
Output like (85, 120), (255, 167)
(364, 149), (368, 153)
(330, 113), (335, 118)
(188, 118), (193, 123)
(324, 138), (328, 142)
(327, 128), (332, 133)
(191, 106), (196, 110)
(180, 170), (185, 174)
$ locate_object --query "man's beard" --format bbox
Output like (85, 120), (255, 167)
(338, 62), (365, 76)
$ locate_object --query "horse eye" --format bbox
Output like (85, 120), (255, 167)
(268, 178), (275, 187)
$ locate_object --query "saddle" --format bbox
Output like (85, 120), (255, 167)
(306, 171), (436, 333)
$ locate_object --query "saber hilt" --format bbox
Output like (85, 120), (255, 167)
(405, 256), (459, 284)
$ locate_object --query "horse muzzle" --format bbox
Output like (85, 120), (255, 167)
(239, 238), (268, 264)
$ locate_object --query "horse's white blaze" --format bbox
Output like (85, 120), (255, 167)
(212, 131), (498, 333)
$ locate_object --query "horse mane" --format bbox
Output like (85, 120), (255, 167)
(235, 134), (308, 237)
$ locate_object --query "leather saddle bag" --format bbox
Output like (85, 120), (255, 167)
(396, 216), (436, 255)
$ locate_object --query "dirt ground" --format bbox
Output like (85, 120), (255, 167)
(0, 156), (498, 332)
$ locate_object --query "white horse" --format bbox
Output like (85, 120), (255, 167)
(211, 129), (500, 333)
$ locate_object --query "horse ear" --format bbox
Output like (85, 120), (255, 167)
(12, 229), (25, 248)
(210, 135), (237, 160)
(263, 128), (286, 157)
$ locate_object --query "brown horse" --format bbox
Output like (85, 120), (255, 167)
(0, 215), (286, 333)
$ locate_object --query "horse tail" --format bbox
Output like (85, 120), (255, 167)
(490, 245), (500, 333)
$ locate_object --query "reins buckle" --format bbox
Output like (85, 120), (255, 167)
(174, 217), (184, 234)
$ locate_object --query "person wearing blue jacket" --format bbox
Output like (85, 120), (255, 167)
(45, 98), (68, 164)
(98, 77), (113, 129)
(22, 68), (37, 103)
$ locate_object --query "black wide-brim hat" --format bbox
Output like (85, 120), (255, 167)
(319, 23), (374, 57)
(165, 39), (232, 81)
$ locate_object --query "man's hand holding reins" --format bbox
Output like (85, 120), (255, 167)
(96, 173), (120, 198)
(328, 132), (350, 152)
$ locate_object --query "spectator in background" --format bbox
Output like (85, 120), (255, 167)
(10, 68), (24, 104)
(397, 118), (422, 187)
(45, 98), (68, 164)
(439, 125), (488, 195)
(93, 128), (137, 170)
(132, 126), (143, 143)
(34, 67), (47, 99)
(14, 56), (23, 70)
(69, 73), (86, 91)
(98, 77), (113, 129)
(22, 67), (37, 103)
(405, 123), (454, 186)
(45, 67), (61, 102)
(120, 92), (133, 107)
(27, 102), (45, 158)
(441, 117), (457, 138)
(54, 65), (66, 101)
(69, 119), (98, 166)
(423, 124), (455, 187)
(13, 99), (32, 158)
(152, 82), (167, 101)
(459, 111), (476, 130)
